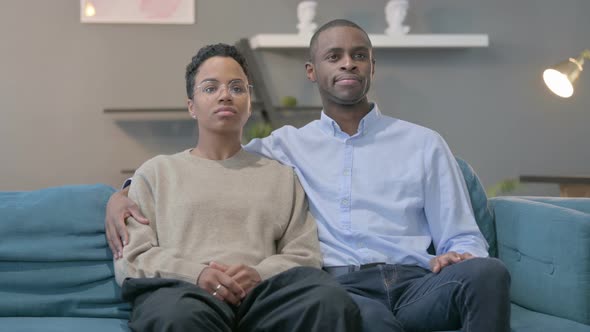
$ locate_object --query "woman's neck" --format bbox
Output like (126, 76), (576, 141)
(191, 132), (242, 160)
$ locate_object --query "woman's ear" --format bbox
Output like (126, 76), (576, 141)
(188, 99), (197, 119)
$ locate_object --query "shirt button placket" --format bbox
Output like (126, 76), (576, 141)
(340, 139), (353, 230)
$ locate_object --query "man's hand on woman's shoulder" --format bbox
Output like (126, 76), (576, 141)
(105, 187), (149, 259)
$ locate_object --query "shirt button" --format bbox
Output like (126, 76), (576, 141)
(341, 199), (349, 207)
(343, 168), (351, 176)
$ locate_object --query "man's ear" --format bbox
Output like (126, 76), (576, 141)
(187, 99), (197, 119)
(305, 62), (316, 82)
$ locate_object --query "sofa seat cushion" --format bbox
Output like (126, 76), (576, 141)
(0, 184), (129, 318)
(432, 303), (590, 332)
(510, 303), (590, 332)
(0, 317), (130, 332)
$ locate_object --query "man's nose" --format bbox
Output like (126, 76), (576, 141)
(340, 55), (357, 71)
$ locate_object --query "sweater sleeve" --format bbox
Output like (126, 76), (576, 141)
(114, 163), (207, 286)
(253, 173), (322, 280)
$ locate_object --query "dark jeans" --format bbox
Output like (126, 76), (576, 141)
(331, 257), (511, 332)
(121, 266), (361, 332)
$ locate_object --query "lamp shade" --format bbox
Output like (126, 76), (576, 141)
(543, 50), (589, 98)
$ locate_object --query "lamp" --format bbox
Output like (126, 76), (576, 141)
(543, 49), (590, 98)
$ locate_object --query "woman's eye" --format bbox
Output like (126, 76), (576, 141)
(204, 86), (217, 94)
(231, 86), (244, 93)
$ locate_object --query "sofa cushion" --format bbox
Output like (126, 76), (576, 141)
(455, 157), (496, 257)
(491, 197), (590, 325)
(404, 303), (590, 332)
(0, 184), (130, 318)
(509, 303), (590, 332)
(0, 317), (129, 332)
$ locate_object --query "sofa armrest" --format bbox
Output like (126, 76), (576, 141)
(490, 196), (590, 325)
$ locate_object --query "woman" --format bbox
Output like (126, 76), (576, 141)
(114, 43), (360, 332)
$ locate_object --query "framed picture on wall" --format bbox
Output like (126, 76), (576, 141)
(80, 0), (195, 24)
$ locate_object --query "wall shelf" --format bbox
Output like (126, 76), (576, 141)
(104, 107), (189, 121)
(103, 103), (321, 121)
(104, 107), (186, 113)
(249, 33), (489, 50)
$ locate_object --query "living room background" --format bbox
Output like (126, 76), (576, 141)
(0, 0), (588, 193)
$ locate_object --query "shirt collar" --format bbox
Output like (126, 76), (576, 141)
(319, 103), (382, 137)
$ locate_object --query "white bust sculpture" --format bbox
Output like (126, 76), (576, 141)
(385, 0), (410, 35)
(297, 1), (318, 36)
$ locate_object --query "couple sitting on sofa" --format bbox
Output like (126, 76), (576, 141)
(107, 19), (510, 332)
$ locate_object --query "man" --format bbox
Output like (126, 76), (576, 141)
(113, 43), (361, 332)
(107, 20), (510, 331)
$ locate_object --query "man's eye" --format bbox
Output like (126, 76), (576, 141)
(327, 54), (339, 61)
(354, 53), (367, 60)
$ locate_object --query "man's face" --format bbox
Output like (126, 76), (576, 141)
(188, 56), (251, 134)
(306, 26), (374, 106)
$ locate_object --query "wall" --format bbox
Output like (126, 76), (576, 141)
(0, 0), (588, 194)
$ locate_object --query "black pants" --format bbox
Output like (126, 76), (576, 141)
(121, 266), (361, 332)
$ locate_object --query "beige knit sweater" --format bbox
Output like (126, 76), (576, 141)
(114, 149), (321, 286)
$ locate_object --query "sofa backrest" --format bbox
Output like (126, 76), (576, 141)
(455, 157), (497, 257)
(0, 184), (130, 318)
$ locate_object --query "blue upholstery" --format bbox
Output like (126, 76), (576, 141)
(0, 317), (129, 332)
(0, 184), (130, 321)
(492, 196), (590, 326)
(509, 303), (590, 332)
(455, 158), (590, 331)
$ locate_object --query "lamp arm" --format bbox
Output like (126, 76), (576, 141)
(582, 49), (590, 60)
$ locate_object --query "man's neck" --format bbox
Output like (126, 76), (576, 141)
(323, 99), (373, 136)
(192, 132), (242, 160)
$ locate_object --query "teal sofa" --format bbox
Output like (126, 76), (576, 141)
(0, 160), (589, 331)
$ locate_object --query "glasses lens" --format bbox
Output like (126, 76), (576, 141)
(228, 82), (248, 95)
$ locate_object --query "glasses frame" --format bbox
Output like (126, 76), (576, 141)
(194, 81), (254, 98)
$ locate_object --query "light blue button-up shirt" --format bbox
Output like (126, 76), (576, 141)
(245, 104), (488, 269)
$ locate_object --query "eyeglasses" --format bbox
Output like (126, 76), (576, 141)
(195, 81), (253, 98)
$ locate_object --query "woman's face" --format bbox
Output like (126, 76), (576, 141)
(188, 56), (251, 135)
